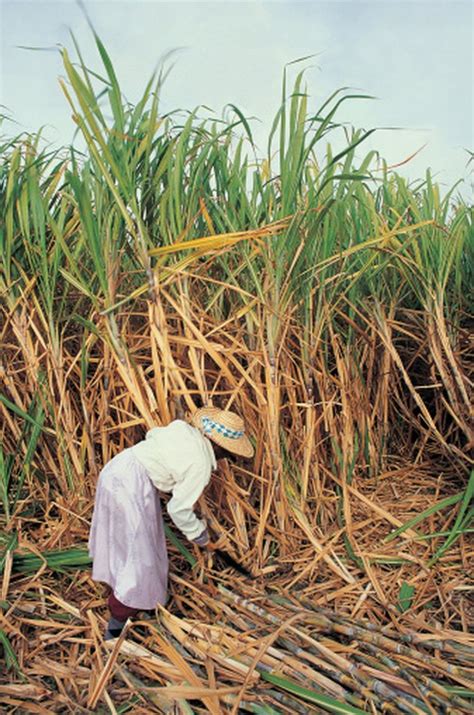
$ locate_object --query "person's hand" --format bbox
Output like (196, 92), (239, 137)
(192, 528), (210, 548)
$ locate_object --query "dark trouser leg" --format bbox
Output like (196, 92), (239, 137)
(105, 592), (141, 639)
(108, 592), (140, 620)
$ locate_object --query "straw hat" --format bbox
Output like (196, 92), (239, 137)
(192, 407), (254, 458)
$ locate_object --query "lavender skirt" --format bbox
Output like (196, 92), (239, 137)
(88, 447), (168, 609)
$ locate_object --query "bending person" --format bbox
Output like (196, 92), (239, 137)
(87, 407), (254, 640)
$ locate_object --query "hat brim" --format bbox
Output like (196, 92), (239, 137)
(192, 407), (254, 459)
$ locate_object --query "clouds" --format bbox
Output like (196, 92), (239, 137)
(324, 1), (472, 193)
(1, 0), (471, 200)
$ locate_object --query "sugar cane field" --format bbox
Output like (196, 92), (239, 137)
(0, 30), (473, 715)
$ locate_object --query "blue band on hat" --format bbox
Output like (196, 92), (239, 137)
(201, 416), (244, 440)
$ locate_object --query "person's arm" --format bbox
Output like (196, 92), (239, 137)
(166, 465), (210, 542)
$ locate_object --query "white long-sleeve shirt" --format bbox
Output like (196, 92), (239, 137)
(131, 420), (216, 541)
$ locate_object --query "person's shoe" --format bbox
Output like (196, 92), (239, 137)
(140, 609), (156, 621)
(104, 616), (127, 640)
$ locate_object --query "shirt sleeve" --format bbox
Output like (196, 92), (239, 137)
(166, 462), (211, 541)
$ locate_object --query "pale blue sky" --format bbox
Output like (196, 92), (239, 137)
(1, 0), (472, 200)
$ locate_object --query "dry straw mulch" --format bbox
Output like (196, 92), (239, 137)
(1, 461), (473, 713)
